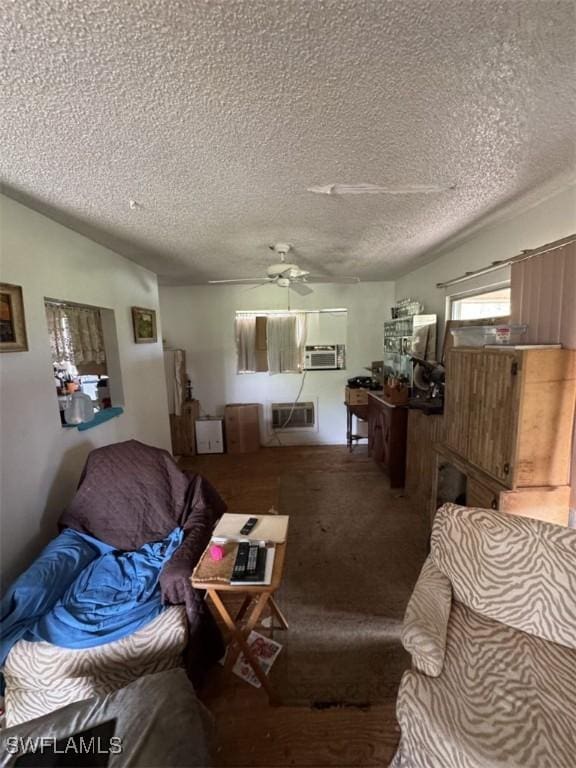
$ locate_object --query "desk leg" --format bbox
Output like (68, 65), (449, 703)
(235, 595), (252, 623)
(269, 596), (289, 630)
(207, 590), (280, 705)
(346, 406), (352, 452)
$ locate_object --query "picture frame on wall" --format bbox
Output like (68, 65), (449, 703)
(131, 306), (157, 344)
(0, 283), (28, 353)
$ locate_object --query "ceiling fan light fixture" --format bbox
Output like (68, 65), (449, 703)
(207, 243), (360, 293)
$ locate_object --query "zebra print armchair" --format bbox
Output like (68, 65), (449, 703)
(392, 503), (576, 768)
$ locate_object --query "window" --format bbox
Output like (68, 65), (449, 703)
(45, 301), (107, 376)
(235, 309), (348, 374)
(450, 287), (511, 321)
(235, 311), (308, 374)
(45, 299), (124, 424)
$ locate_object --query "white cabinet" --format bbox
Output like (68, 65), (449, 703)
(195, 418), (224, 454)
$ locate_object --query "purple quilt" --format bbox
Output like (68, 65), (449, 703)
(58, 439), (227, 681)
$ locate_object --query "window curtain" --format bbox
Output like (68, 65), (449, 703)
(163, 349), (185, 416)
(266, 312), (307, 374)
(510, 239), (576, 517)
(235, 314), (257, 373)
(510, 240), (576, 347)
(45, 303), (106, 366)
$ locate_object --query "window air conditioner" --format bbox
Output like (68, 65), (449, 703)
(304, 345), (345, 370)
(271, 401), (315, 430)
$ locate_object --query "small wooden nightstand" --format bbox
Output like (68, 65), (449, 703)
(192, 542), (288, 704)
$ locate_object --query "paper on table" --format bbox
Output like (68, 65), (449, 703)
(212, 513), (289, 543)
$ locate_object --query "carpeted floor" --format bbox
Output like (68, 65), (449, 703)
(270, 468), (429, 705)
(185, 447), (425, 765)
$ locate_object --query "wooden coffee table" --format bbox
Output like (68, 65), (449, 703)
(192, 542), (288, 704)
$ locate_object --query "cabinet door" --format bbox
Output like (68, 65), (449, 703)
(468, 351), (520, 485)
(368, 399), (391, 466)
(367, 398), (382, 461)
(466, 477), (499, 510)
(378, 407), (392, 469)
(445, 350), (479, 460)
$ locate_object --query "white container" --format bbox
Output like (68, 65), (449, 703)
(64, 392), (95, 425)
(451, 324), (527, 348)
(195, 418), (224, 454)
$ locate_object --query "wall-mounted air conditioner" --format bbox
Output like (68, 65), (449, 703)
(304, 345), (345, 370)
(271, 401), (315, 430)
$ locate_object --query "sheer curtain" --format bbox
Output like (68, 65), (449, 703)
(266, 312), (307, 374)
(45, 303), (106, 366)
(510, 239), (576, 517)
(235, 314), (257, 373)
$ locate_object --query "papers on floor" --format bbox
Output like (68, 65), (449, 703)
(212, 513), (289, 544)
(232, 631), (283, 688)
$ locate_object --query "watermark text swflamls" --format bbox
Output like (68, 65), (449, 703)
(5, 736), (123, 756)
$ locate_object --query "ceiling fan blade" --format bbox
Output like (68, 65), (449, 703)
(304, 276), (360, 284)
(208, 278), (273, 285)
(244, 281), (274, 292)
(289, 281), (314, 296)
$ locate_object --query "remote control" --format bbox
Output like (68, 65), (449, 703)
(240, 517), (258, 536)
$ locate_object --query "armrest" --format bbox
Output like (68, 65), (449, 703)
(401, 556), (452, 677)
(160, 473), (227, 604)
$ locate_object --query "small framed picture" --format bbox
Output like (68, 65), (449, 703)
(0, 283), (28, 353)
(131, 306), (157, 344)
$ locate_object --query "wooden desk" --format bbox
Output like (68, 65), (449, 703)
(345, 402), (369, 451)
(367, 392), (408, 488)
(192, 542), (288, 704)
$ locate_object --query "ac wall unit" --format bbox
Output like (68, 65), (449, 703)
(304, 345), (345, 370)
(271, 401), (316, 431)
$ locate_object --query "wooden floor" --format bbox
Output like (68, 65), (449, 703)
(181, 446), (402, 768)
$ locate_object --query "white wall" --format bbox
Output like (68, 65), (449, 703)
(159, 282), (395, 445)
(395, 185), (576, 341)
(0, 195), (171, 586)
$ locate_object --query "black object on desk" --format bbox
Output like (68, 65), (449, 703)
(231, 543), (267, 584)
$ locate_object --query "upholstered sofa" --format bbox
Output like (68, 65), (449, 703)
(4, 606), (187, 726)
(0, 669), (213, 767)
(392, 503), (576, 768)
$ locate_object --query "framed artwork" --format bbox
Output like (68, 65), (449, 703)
(131, 306), (157, 344)
(0, 283), (28, 352)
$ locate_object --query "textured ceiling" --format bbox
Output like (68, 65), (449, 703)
(1, 0), (575, 284)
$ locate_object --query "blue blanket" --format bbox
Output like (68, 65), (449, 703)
(0, 526), (183, 670)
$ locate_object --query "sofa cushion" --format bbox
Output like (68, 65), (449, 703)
(396, 601), (576, 768)
(401, 557), (452, 677)
(0, 669), (213, 768)
(4, 606), (187, 726)
(431, 504), (576, 650)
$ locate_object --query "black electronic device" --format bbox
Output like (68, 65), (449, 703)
(231, 542), (267, 583)
(240, 517), (258, 536)
(347, 375), (380, 390)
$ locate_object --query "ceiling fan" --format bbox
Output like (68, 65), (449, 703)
(208, 243), (360, 296)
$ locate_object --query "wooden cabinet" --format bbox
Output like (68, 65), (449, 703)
(444, 348), (476, 458)
(433, 444), (571, 526)
(467, 349), (519, 484)
(405, 410), (445, 513)
(466, 476), (499, 510)
(224, 404), (261, 454)
(445, 347), (576, 489)
(169, 399), (200, 456)
(368, 393), (408, 488)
